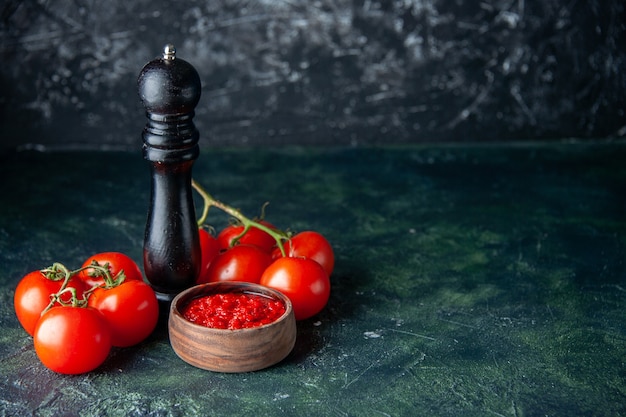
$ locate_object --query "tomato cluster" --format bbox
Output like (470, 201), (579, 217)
(14, 178), (336, 374)
(13, 252), (159, 375)
(197, 224), (334, 321)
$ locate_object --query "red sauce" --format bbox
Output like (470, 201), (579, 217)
(181, 292), (286, 330)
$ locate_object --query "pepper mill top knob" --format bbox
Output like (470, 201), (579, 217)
(137, 44), (201, 117)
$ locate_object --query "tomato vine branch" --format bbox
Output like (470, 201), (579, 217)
(40, 262), (127, 315)
(78, 262), (126, 290)
(191, 179), (289, 257)
(41, 263), (87, 313)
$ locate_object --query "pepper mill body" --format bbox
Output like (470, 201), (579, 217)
(138, 45), (202, 302)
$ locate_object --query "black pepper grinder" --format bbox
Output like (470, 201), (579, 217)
(138, 44), (201, 302)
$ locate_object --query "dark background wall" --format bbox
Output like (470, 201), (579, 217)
(1, 0), (624, 151)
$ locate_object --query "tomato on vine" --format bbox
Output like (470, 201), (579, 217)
(200, 244), (272, 284)
(191, 179), (333, 321)
(198, 228), (220, 283)
(217, 220), (277, 253)
(273, 231), (335, 276)
(34, 305), (111, 374)
(78, 252), (143, 288)
(88, 279), (159, 347)
(14, 267), (87, 336)
(260, 257), (330, 321)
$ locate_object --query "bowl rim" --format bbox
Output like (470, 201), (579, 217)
(170, 281), (293, 333)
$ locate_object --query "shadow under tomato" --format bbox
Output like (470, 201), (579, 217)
(282, 323), (326, 366)
(281, 259), (372, 365)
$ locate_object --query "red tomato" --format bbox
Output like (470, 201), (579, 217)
(33, 306), (111, 374)
(87, 280), (159, 347)
(260, 257), (330, 321)
(200, 244), (272, 284)
(78, 252), (143, 288)
(14, 270), (87, 336)
(217, 221), (277, 253)
(273, 231), (335, 276)
(197, 228), (220, 283)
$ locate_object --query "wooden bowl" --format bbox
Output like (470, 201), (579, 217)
(168, 282), (296, 372)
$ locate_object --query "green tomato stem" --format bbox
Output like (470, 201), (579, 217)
(41, 263), (87, 314)
(41, 262), (71, 282)
(41, 262), (127, 316)
(191, 179), (289, 257)
(74, 263), (125, 291)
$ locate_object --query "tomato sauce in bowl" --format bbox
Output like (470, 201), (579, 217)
(168, 281), (296, 372)
(181, 292), (286, 330)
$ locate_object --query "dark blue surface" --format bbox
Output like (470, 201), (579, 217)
(0, 142), (625, 416)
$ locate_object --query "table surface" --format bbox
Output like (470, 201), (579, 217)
(1, 142), (625, 416)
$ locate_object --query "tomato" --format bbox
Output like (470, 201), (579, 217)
(33, 306), (111, 374)
(78, 252), (143, 288)
(200, 244), (272, 284)
(217, 221), (277, 253)
(87, 280), (159, 347)
(197, 228), (220, 283)
(260, 257), (330, 321)
(14, 270), (87, 336)
(273, 231), (334, 276)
